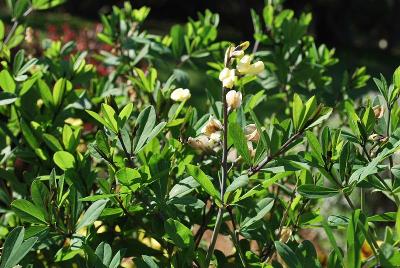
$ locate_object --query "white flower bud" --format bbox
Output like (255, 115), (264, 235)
(226, 90), (242, 110)
(201, 116), (223, 137)
(219, 68), (236, 89)
(244, 124), (260, 142)
(170, 88), (191, 102)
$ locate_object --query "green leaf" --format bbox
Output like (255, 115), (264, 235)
(0, 227), (38, 268)
(32, 0), (66, 10)
(297, 185), (340, 199)
(0, 21), (4, 40)
(169, 176), (200, 199)
(80, 194), (119, 202)
(346, 209), (366, 268)
(11, 199), (47, 224)
(53, 151), (75, 170)
(396, 208), (400, 237)
(53, 78), (71, 107)
(101, 104), (118, 133)
(322, 220), (344, 264)
(38, 79), (53, 107)
(95, 242), (112, 266)
(109, 250), (123, 268)
(263, 4), (274, 27)
(76, 199), (108, 231)
(0, 227), (24, 268)
(170, 25), (185, 57)
(292, 93), (304, 131)
(20, 119), (39, 149)
(362, 106), (375, 134)
(299, 96), (317, 130)
(164, 218), (194, 249)
(95, 130), (110, 156)
(186, 164), (220, 202)
(226, 175), (248, 193)
(0, 70), (16, 93)
(115, 168), (141, 186)
(134, 106), (166, 153)
(229, 122), (252, 164)
(31, 180), (49, 215)
(86, 110), (113, 130)
(394, 65), (400, 89)
(274, 241), (302, 268)
(118, 103), (133, 127)
(241, 197), (274, 230)
(0, 92), (17, 106)
(43, 133), (63, 151)
(306, 131), (324, 164)
(12, 0), (30, 19)
(306, 107), (333, 130)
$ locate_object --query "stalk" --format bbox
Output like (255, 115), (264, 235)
(205, 85), (229, 265)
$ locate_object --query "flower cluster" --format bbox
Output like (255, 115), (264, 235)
(187, 41), (264, 154)
(218, 42), (264, 89)
(188, 116), (223, 152)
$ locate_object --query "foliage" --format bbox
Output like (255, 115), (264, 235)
(0, 0), (399, 267)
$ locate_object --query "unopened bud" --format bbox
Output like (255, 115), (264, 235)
(238, 41), (250, 51)
(171, 88), (191, 102)
(226, 90), (242, 110)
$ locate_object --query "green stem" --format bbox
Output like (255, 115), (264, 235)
(205, 208), (224, 265)
(117, 132), (135, 168)
(387, 106), (395, 186)
(227, 206), (247, 267)
(205, 83), (229, 266)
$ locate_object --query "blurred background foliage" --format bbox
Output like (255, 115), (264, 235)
(1, 0), (399, 76)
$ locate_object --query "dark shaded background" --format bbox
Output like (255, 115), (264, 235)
(0, 0), (396, 78)
(61, 0), (400, 50)
(55, 0), (400, 77)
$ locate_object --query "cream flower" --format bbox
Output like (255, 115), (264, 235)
(226, 90), (242, 110)
(231, 50), (244, 58)
(219, 68), (237, 89)
(373, 105), (384, 119)
(244, 124), (260, 142)
(227, 148), (239, 163)
(65, 117), (84, 126)
(209, 132), (222, 142)
(237, 55), (265, 75)
(188, 135), (215, 151)
(170, 88), (191, 102)
(248, 61), (265, 75)
(201, 116), (223, 137)
(247, 141), (256, 158)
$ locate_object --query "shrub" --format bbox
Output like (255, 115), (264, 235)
(0, 1), (399, 267)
